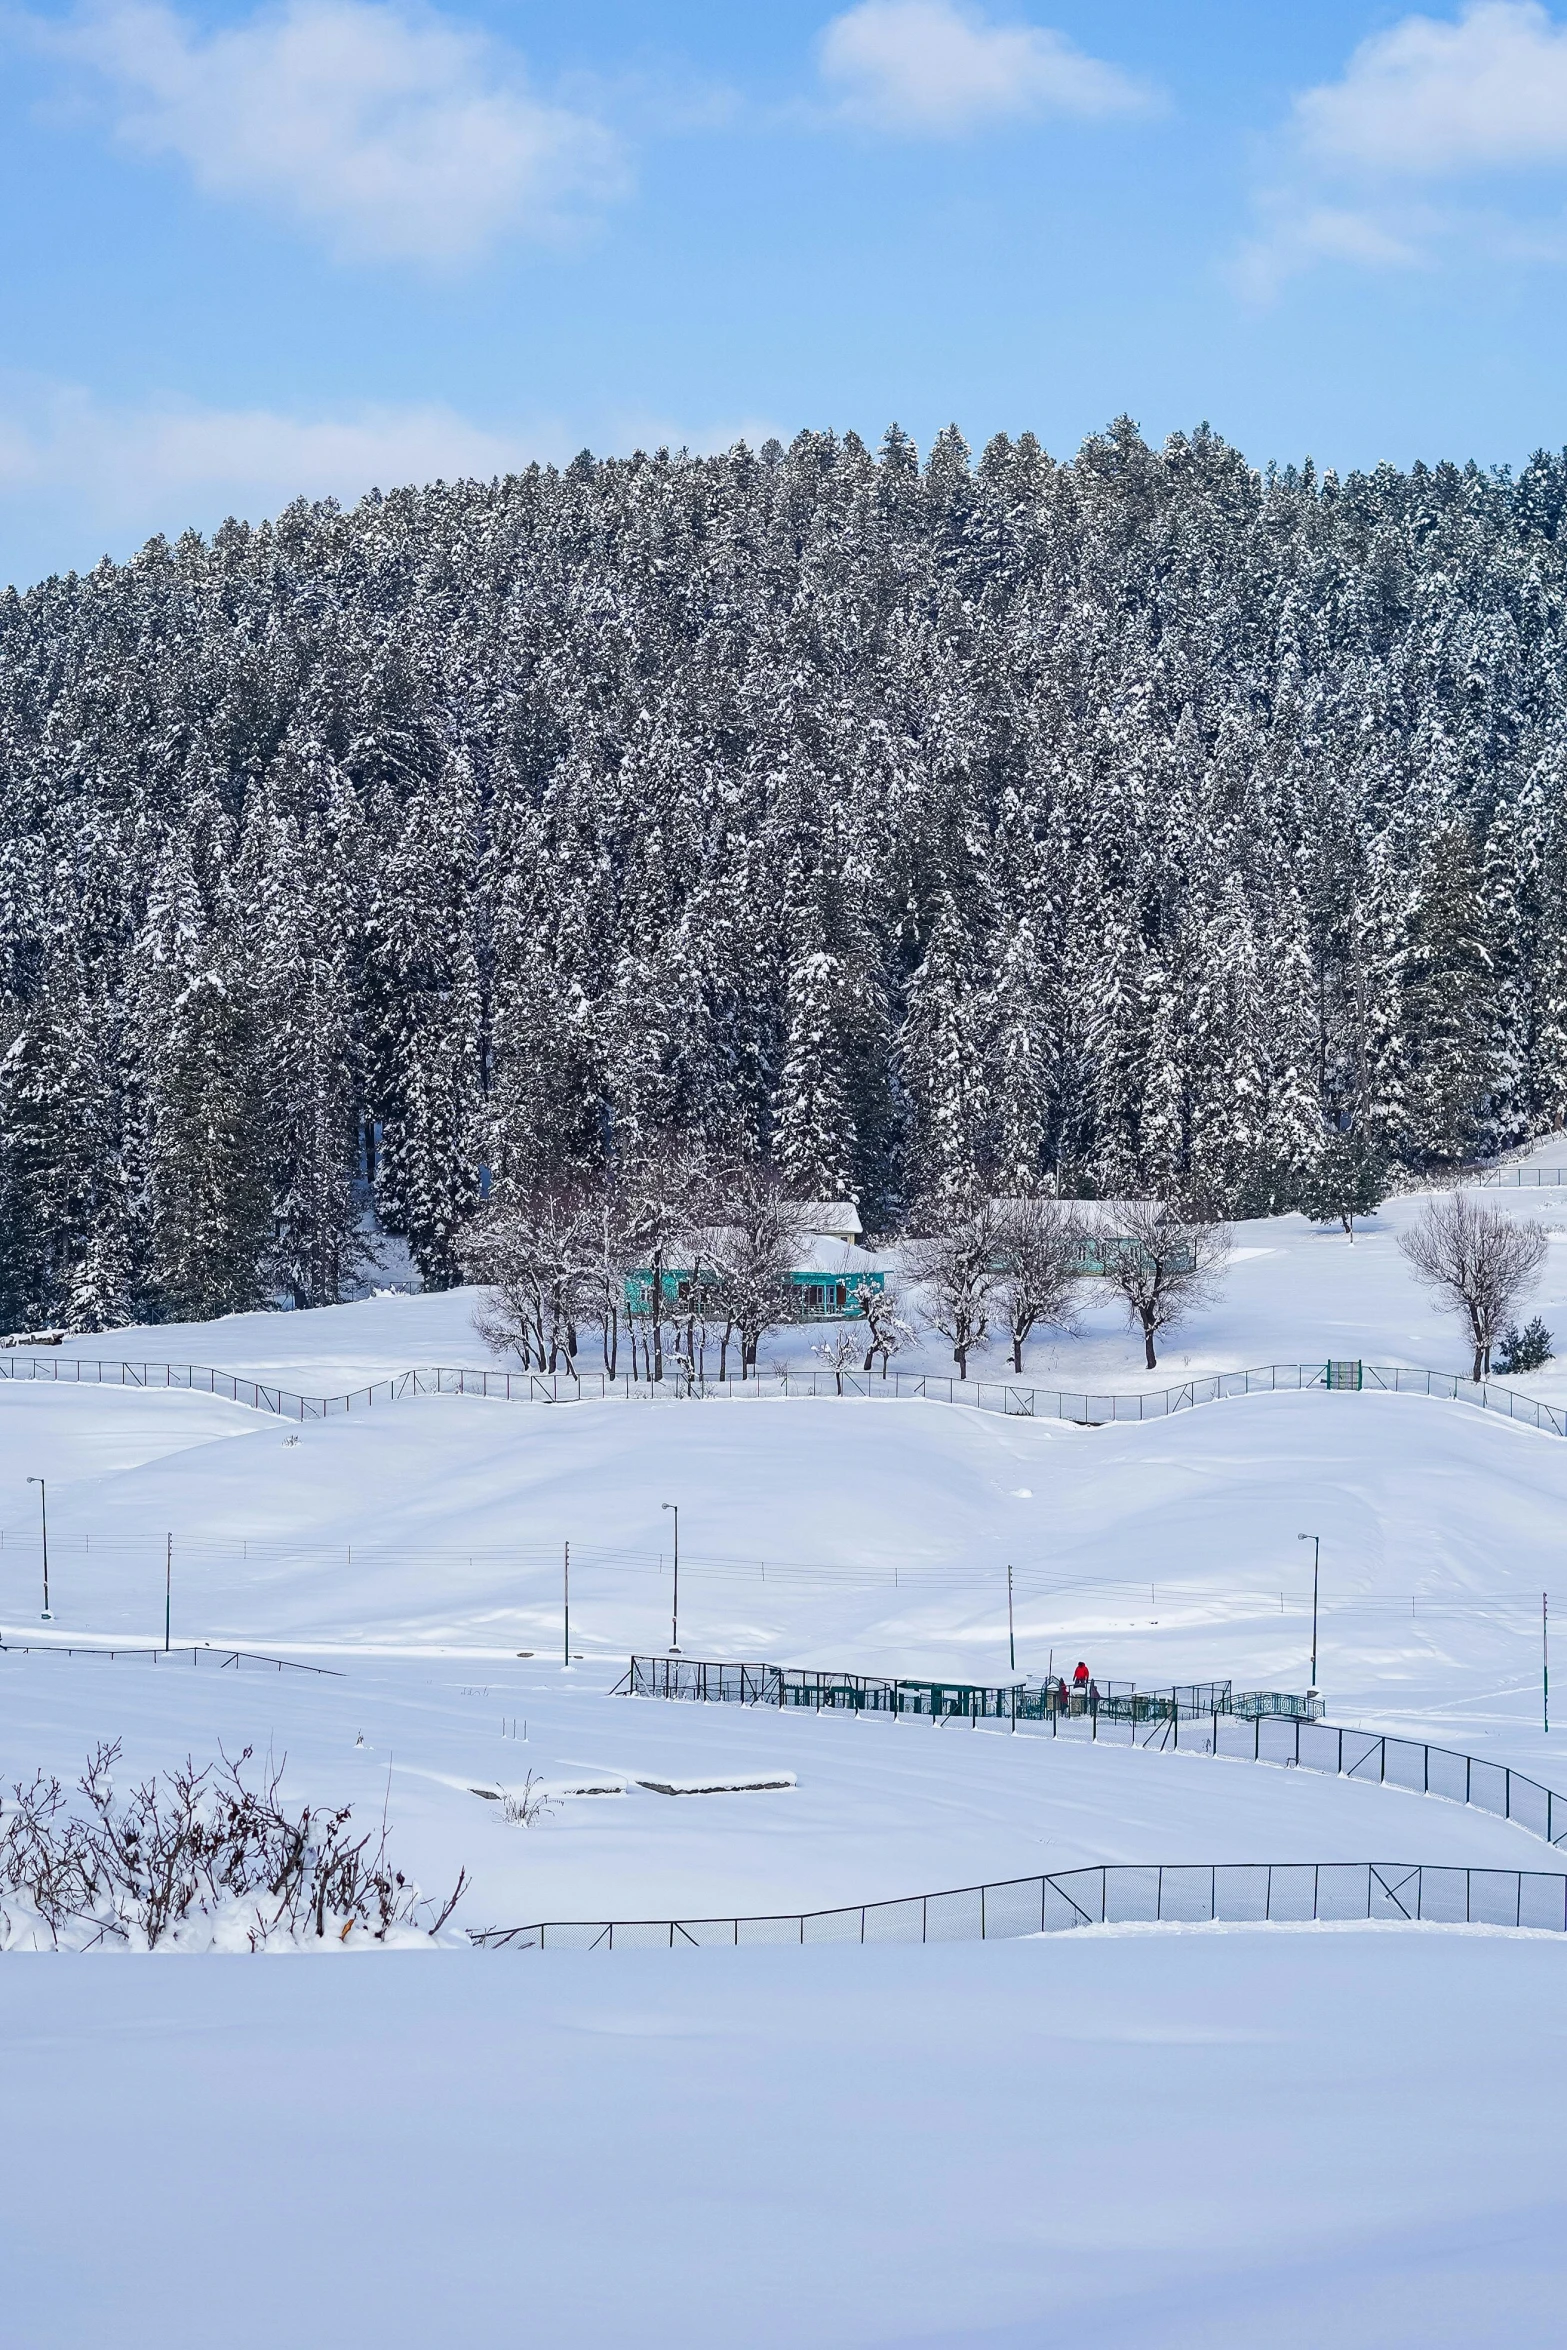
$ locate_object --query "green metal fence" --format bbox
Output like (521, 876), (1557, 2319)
(471, 1859), (1567, 1949)
(5, 1351), (1567, 1442)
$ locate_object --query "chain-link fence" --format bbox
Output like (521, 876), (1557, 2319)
(623, 1655), (1025, 1718)
(1043, 1706), (1567, 1850)
(5, 1350), (1567, 1440)
(620, 1658), (1311, 1725)
(472, 1859), (1567, 1950)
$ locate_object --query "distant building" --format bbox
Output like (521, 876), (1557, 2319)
(625, 1264), (885, 1324)
(797, 1200), (863, 1246)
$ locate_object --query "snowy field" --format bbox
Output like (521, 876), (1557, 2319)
(5, 1932), (1563, 2350)
(6, 1180), (1567, 2343)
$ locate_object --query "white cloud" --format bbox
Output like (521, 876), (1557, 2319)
(33, 0), (624, 263)
(0, 386), (538, 520)
(0, 381), (787, 584)
(817, 0), (1153, 134)
(1231, 205), (1431, 302)
(1236, 3), (1567, 296)
(1296, 1), (1567, 175)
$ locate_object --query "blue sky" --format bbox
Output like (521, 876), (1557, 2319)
(2, 0), (1567, 583)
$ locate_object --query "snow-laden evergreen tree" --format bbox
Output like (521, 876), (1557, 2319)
(775, 916), (857, 1199)
(365, 755), (482, 1287)
(3, 416), (1567, 1321)
(1400, 823), (1495, 1164)
(134, 834), (271, 1322)
(248, 790), (369, 1310)
(899, 893), (987, 1219)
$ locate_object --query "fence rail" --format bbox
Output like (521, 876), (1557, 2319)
(1463, 1166), (1567, 1187)
(1031, 1704), (1567, 1850)
(6, 1351), (1567, 1442)
(0, 1639), (342, 1674)
(471, 1859), (1567, 1949)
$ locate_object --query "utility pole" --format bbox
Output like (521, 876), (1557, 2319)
(1007, 1564), (1015, 1673)
(27, 1477), (50, 1621)
(563, 1540), (570, 1669)
(1545, 1591), (1550, 1736)
(165, 1532), (172, 1652)
(662, 1502), (680, 1654)
(1297, 1533), (1320, 1697)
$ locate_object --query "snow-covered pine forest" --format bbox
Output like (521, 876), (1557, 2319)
(4, 415), (1567, 1332)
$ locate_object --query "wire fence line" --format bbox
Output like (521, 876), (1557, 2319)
(470, 1860), (1567, 1950)
(1462, 1166), (1567, 1187)
(624, 1653), (1567, 1852)
(6, 1351), (1567, 1442)
(0, 1640), (342, 1674)
(1029, 1706), (1567, 1851)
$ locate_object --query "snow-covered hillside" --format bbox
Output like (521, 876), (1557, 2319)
(6, 1190), (1567, 2345)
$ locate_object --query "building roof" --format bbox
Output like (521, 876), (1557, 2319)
(797, 1200), (863, 1237)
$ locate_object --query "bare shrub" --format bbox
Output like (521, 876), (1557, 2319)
(812, 1329), (860, 1393)
(1098, 1200), (1229, 1371)
(1398, 1192), (1549, 1380)
(0, 1742), (467, 1952)
(500, 1772), (556, 1828)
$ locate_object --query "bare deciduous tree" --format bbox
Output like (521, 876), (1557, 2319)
(1098, 1200), (1229, 1370)
(621, 1145), (710, 1385)
(994, 1196), (1087, 1373)
(1397, 1192), (1549, 1380)
(907, 1203), (1001, 1381)
(461, 1180), (593, 1375)
(858, 1273), (914, 1378)
(709, 1167), (810, 1378)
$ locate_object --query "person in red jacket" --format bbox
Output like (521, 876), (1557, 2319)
(1072, 1659), (1090, 1714)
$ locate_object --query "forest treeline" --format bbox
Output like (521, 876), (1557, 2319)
(3, 414), (1567, 1330)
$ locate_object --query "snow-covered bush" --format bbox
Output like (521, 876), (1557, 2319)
(0, 1743), (467, 1952)
(1494, 1317), (1554, 1376)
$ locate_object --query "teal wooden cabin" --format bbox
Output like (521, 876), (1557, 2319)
(625, 1267), (886, 1323)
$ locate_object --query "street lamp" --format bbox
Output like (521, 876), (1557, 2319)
(662, 1502), (680, 1654)
(1298, 1533), (1320, 1698)
(28, 1476), (51, 1620)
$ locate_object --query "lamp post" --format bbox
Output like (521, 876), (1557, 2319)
(1297, 1532), (1320, 1698)
(28, 1476), (50, 1621)
(662, 1502), (680, 1654)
